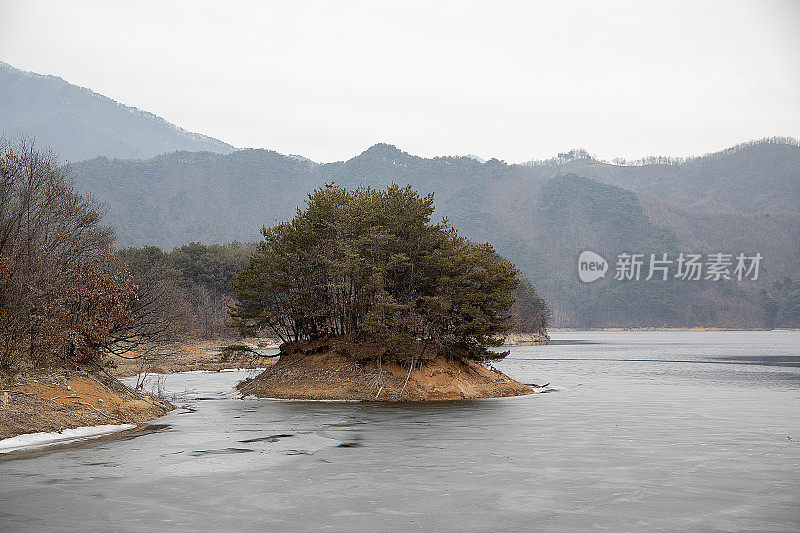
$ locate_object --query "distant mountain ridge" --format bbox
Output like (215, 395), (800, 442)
(0, 60), (234, 161)
(2, 61), (796, 327)
(68, 139), (800, 328)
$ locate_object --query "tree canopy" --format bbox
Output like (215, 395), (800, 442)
(231, 184), (521, 361)
(0, 139), (136, 370)
(117, 242), (252, 338)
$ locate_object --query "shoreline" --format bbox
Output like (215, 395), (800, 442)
(0, 423), (138, 454)
(111, 328), (797, 379)
(238, 340), (534, 402)
(110, 338), (277, 378)
(0, 369), (172, 443)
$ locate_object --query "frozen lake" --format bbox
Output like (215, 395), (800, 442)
(1, 331), (798, 531)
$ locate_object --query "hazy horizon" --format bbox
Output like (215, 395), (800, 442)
(1, 0), (799, 163)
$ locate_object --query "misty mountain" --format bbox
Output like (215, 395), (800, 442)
(0, 61), (234, 161)
(68, 139), (800, 328)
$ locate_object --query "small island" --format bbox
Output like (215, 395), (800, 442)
(231, 184), (544, 401)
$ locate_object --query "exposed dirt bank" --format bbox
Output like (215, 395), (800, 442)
(108, 333), (548, 377)
(0, 370), (172, 440)
(503, 332), (550, 346)
(110, 338), (278, 377)
(238, 340), (533, 401)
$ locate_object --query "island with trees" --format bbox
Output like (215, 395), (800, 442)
(1, 140), (547, 444)
(232, 184), (537, 401)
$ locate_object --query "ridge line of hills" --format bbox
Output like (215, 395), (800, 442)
(2, 59), (798, 328)
(0, 60), (234, 161)
(67, 139), (800, 329)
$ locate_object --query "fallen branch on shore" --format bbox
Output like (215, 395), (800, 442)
(69, 400), (121, 422)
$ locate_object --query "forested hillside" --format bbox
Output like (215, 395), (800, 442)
(0, 61), (234, 161)
(68, 139), (800, 329)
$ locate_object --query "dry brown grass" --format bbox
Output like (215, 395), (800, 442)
(0, 370), (172, 440)
(109, 338), (278, 378)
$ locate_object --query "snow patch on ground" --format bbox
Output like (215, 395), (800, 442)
(0, 424), (136, 454)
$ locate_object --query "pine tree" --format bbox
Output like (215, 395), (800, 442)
(230, 184), (525, 362)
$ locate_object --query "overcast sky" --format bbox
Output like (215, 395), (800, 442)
(1, 0), (798, 163)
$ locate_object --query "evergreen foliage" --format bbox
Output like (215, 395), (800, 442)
(118, 242), (252, 338)
(231, 184), (520, 360)
(68, 139), (800, 329)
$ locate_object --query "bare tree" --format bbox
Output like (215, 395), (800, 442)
(0, 138), (136, 370)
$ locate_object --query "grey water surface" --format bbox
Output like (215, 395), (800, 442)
(1, 331), (798, 531)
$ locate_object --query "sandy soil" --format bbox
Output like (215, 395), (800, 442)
(107, 333), (548, 377)
(110, 338), (278, 377)
(238, 340), (533, 401)
(0, 370), (172, 440)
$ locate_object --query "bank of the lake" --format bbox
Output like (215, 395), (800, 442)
(107, 333), (549, 379)
(109, 338), (280, 378)
(1, 331), (797, 531)
(0, 370), (172, 441)
(238, 347), (533, 401)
